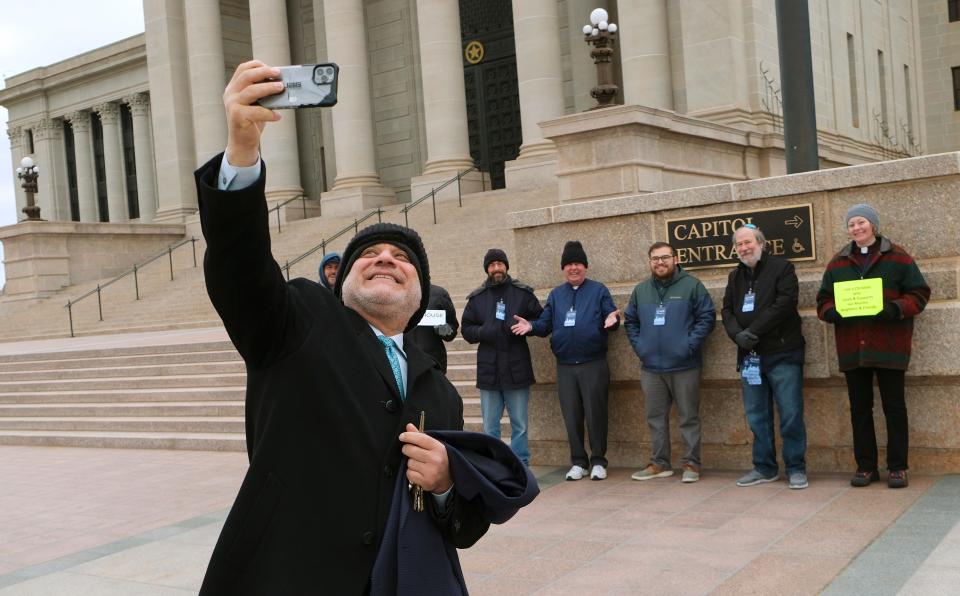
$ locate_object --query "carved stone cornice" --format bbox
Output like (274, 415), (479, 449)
(32, 118), (62, 142)
(6, 125), (23, 149)
(65, 111), (92, 134)
(92, 102), (120, 125)
(123, 93), (150, 117)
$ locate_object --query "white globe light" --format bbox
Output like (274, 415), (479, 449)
(582, 24), (593, 35)
(16, 167), (22, 174)
(590, 8), (608, 26)
(608, 23), (618, 33)
(32, 165), (39, 173)
(592, 27), (600, 36)
(599, 21), (608, 30)
(20, 156), (33, 168)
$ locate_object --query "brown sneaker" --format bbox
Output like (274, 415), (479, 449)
(888, 470), (909, 489)
(631, 463), (674, 481)
(851, 469), (879, 487)
(681, 464), (700, 483)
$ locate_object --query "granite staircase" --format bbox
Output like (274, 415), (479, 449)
(0, 183), (557, 450)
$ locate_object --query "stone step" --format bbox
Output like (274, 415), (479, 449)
(0, 430), (246, 451)
(0, 349), (241, 372)
(0, 341), (235, 363)
(446, 350), (476, 366)
(0, 361), (246, 382)
(451, 380), (478, 398)
(0, 387), (245, 404)
(0, 373), (247, 393)
(0, 416), (245, 433)
(0, 401), (245, 417)
(443, 364), (475, 382)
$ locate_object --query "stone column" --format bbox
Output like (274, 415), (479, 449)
(65, 112), (99, 222)
(144, 0), (199, 222)
(31, 118), (70, 221)
(93, 102), (127, 222)
(617, 0), (673, 110)
(6, 126), (26, 217)
(185, 0), (229, 165)
(320, 0), (395, 215)
(505, 0), (565, 190)
(410, 0), (485, 201)
(125, 94), (159, 222)
(250, 0), (303, 201)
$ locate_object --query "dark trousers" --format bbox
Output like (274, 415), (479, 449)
(557, 359), (609, 468)
(844, 367), (908, 472)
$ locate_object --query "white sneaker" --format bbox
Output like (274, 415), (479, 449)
(590, 465), (607, 480)
(565, 465), (587, 481)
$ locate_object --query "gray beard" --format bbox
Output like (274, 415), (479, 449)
(342, 272), (422, 328)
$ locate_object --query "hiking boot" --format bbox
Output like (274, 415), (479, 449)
(888, 470), (909, 489)
(565, 465), (587, 481)
(788, 471), (809, 490)
(681, 464), (700, 483)
(850, 470), (880, 487)
(631, 464), (673, 481)
(590, 465), (607, 480)
(736, 469), (779, 487)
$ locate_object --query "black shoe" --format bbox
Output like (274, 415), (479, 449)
(888, 470), (909, 489)
(850, 470), (880, 487)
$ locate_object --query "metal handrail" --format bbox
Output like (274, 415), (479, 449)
(266, 194), (310, 233)
(400, 163), (482, 227)
(280, 208), (384, 281)
(64, 237), (199, 337)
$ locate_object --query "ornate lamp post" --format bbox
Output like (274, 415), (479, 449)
(15, 156), (43, 221)
(582, 8), (619, 110)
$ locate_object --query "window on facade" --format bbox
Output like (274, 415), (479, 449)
(120, 104), (139, 220)
(847, 34), (859, 128)
(904, 65), (914, 140)
(878, 50), (888, 130)
(26, 129), (34, 154)
(62, 121), (80, 221)
(90, 112), (110, 222)
(950, 0), (959, 22)
(953, 67), (960, 111)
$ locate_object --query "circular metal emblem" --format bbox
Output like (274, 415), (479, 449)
(465, 40), (485, 64)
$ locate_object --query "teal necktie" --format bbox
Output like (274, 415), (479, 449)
(377, 336), (405, 401)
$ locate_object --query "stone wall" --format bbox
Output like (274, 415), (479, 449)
(509, 152), (960, 473)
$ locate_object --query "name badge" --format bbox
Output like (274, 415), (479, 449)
(495, 300), (506, 321)
(743, 292), (756, 313)
(564, 308), (576, 327)
(741, 354), (762, 385)
(654, 307), (666, 326)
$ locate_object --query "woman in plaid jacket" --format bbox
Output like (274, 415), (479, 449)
(816, 204), (930, 489)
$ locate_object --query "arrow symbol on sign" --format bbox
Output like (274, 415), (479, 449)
(784, 214), (803, 229)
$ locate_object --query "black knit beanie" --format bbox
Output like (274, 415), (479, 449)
(334, 223), (430, 332)
(560, 241), (588, 269)
(483, 248), (509, 272)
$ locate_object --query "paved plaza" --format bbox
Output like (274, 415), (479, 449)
(0, 446), (958, 595)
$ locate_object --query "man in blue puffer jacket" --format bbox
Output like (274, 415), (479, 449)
(512, 241), (620, 482)
(624, 242), (716, 483)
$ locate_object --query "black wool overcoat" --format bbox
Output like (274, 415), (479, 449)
(195, 154), (489, 595)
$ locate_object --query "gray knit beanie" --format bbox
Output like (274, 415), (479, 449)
(845, 204), (880, 230)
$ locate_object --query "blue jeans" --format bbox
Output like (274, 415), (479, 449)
(480, 388), (530, 465)
(741, 362), (807, 476)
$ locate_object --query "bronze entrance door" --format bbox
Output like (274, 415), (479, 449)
(460, 0), (521, 190)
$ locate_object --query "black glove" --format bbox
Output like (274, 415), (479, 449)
(822, 308), (843, 325)
(877, 302), (900, 322)
(734, 329), (760, 350)
(434, 324), (453, 337)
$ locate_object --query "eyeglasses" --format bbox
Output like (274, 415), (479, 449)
(649, 255), (674, 263)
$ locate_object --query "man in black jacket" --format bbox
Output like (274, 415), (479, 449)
(461, 249), (543, 465)
(405, 284), (459, 373)
(196, 60), (489, 595)
(721, 224), (808, 490)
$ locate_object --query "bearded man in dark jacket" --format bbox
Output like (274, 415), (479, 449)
(196, 60), (490, 595)
(461, 249), (543, 465)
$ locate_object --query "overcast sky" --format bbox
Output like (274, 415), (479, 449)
(0, 1), (145, 289)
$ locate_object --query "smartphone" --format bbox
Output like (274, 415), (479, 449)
(257, 63), (339, 109)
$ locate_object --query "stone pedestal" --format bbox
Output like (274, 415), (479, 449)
(319, 186), (397, 218)
(0, 221), (185, 304)
(509, 151), (960, 472)
(504, 153), (559, 192)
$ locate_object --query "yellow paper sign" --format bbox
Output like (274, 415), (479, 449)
(834, 278), (884, 317)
